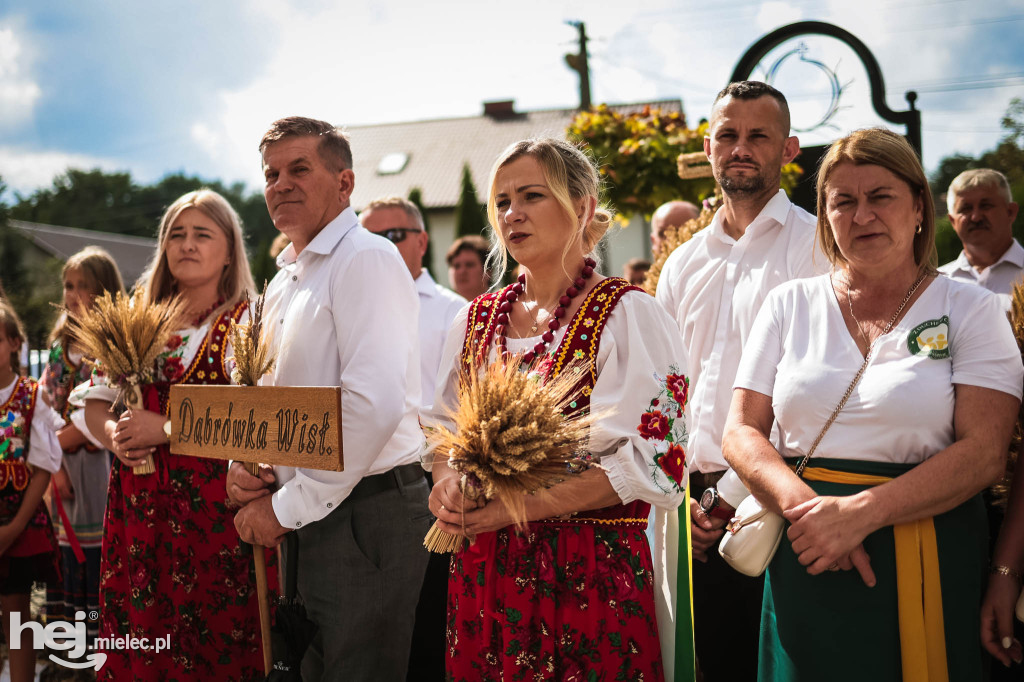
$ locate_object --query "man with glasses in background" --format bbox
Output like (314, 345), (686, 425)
(360, 197), (464, 682)
(361, 197), (465, 409)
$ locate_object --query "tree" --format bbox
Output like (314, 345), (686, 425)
(454, 164), (487, 238)
(0, 176), (62, 364)
(408, 187), (434, 278)
(9, 168), (279, 293)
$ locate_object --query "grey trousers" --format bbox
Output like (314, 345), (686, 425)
(287, 470), (431, 682)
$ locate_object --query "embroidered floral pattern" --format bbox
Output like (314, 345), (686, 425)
(640, 364), (690, 494)
(658, 443), (687, 488)
(637, 411), (670, 440)
(0, 410), (25, 460)
(666, 373), (689, 408)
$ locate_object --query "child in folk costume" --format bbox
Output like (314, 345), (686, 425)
(40, 247), (123, 660)
(0, 301), (64, 682)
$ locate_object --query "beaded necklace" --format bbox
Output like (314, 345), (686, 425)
(494, 257), (597, 364)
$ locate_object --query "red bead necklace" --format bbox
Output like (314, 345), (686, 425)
(495, 257), (596, 364)
(189, 297), (225, 327)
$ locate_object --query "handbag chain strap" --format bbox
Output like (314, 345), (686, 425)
(794, 271), (927, 478)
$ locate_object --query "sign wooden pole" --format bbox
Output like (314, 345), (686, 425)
(245, 460), (274, 676)
(168, 384), (344, 675)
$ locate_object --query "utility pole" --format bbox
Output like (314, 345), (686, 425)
(564, 21), (592, 110)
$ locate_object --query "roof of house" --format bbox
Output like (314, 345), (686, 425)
(10, 219), (157, 285)
(346, 99), (684, 211)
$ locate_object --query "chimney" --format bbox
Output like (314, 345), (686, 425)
(483, 100), (517, 120)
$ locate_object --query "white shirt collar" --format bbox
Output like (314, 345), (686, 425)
(275, 207), (359, 268)
(415, 270), (438, 298)
(707, 189), (791, 244)
(946, 238), (1024, 275)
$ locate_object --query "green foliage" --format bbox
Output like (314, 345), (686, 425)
(408, 187), (434, 278)
(454, 164), (487, 238)
(568, 105), (706, 219)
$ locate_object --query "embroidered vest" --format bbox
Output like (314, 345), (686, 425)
(460, 277), (651, 529)
(0, 375), (61, 559)
(0, 376), (38, 490)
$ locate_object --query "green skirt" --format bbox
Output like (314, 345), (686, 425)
(759, 458), (988, 682)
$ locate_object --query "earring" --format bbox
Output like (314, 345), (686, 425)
(915, 223), (922, 234)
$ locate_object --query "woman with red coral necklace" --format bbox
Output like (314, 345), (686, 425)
(73, 190), (271, 681)
(425, 138), (692, 681)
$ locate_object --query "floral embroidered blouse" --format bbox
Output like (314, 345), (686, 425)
(424, 285), (691, 510)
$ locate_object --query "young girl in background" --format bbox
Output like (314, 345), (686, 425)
(0, 300), (63, 682)
(40, 247), (123, 675)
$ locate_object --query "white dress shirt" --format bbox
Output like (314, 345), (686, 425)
(655, 190), (825, 491)
(415, 270), (465, 408)
(264, 207), (424, 530)
(939, 238), (1024, 309)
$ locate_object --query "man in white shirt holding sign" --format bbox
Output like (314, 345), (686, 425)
(227, 116), (430, 682)
(656, 81), (824, 681)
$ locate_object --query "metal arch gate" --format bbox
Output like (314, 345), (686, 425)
(729, 20), (922, 213)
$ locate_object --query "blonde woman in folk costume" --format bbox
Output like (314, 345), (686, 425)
(76, 189), (272, 681)
(723, 128), (1023, 681)
(425, 138), (692, 681)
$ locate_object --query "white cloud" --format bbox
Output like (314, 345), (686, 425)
(756, 2), (803, 32)
(0, 147), (123, 196)
(0, 24), (41, 128)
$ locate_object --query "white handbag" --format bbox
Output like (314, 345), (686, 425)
(716, 274), (927, 577)
(717, 494), (785, 576)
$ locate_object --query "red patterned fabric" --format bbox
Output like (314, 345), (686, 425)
(98, 302), (276, 681)
(0, 376), (60, 580)
(447, 278), (665, 681)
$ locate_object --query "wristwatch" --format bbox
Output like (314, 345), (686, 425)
(700, 487), (734, 521)
(163, 420), (172, 441)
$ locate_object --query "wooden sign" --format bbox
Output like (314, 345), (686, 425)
(168, 385), (343, 471)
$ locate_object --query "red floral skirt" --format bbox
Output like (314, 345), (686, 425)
(446, 522), (664, 681)
(97, 446), (275, 681)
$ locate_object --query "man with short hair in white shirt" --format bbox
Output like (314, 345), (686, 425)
(939, 168), (1021, 308)
(227, 116), (430, 681)
(360, 196), (466, 407)
(655, 81), (824, 681)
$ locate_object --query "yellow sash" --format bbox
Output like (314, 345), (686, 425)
(801, 467), (948, 682)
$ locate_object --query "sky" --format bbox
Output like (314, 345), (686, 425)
(1, 0), (1022, 200)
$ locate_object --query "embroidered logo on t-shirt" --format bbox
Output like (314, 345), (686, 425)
(907, 316), (950, 359)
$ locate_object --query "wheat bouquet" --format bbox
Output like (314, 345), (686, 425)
(69, 290), (186, 475)
(423, 359), (599, 553)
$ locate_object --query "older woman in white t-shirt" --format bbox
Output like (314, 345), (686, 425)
(722, 128), (1023, 682)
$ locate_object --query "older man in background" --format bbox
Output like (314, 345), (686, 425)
(939, 168), (1021, 306)
(651, 200), (701, 256)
